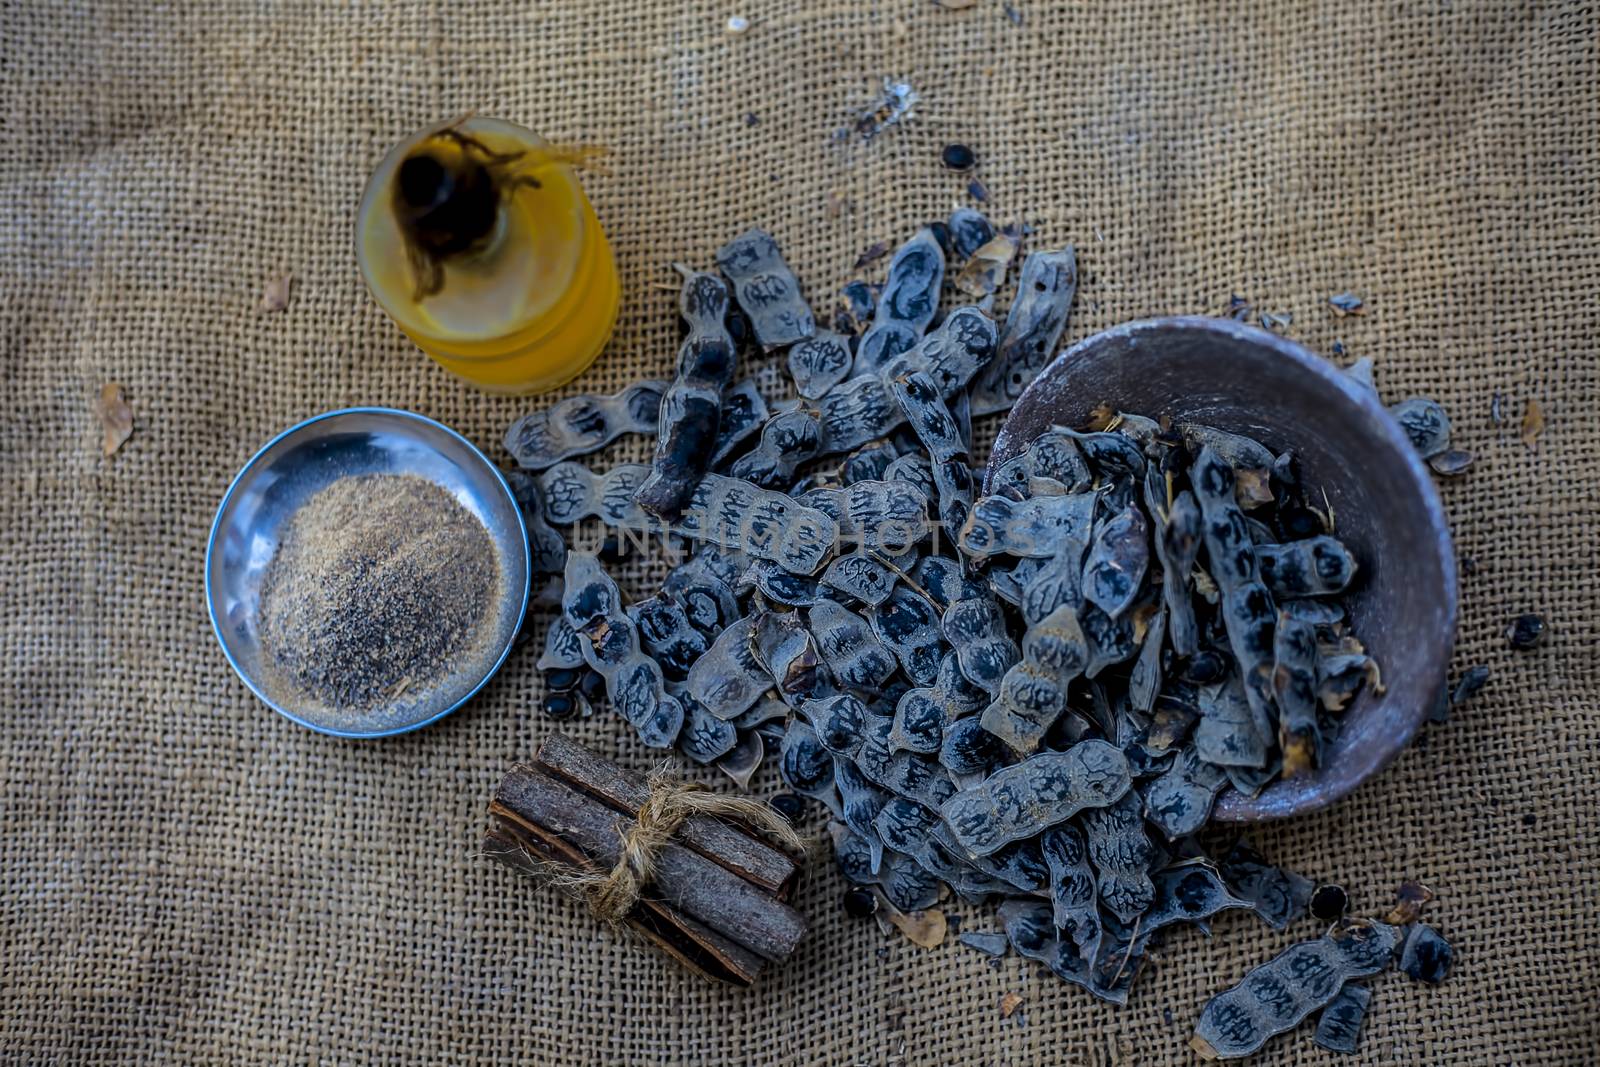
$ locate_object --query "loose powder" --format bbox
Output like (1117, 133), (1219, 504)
(258, 473), (503, 714)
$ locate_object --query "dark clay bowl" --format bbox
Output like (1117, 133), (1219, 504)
(987, 316), (1457, 821)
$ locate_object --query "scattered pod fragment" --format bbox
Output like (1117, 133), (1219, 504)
(561, 553), (684, 748)
(716, 729), (765, 790)
(888, 368), (974, 535)
(537, 615), (588, 671)
(1399, 922), (1454, 985)
(716, 227), (815, 349)
(504, 379), (666, 470)
(1388, 397), (1451, 460)
(992, 428), (1092, 497)
(779, 720), (844, 815)
(841, 439), (901, 485)
(1180, 424), (1276, 472)
(636, 267), (738, 519)
(1040, 825), (1101, 956)
(1190, 919), (1399, 1061)
(1312, 983), (1371, 1054)
(1141, 861), (1252, 936)
(970, 248), (1078, 415)
(946, 207), (995, 259)
(1217, 837), (1313, 930)
(1505, 612), (1546, 650)
(1429, 448), (1474, 476)
(752, 609), (826, 701)
(940, 739), (1131, 856)
(787, 330), (854, 400)
(1193, 676), (1270, 770)
(674, 688), (741, 764)
(836, 279), (877, 332)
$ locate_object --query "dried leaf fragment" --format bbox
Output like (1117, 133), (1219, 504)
(885, 904), (947, 948)
(1520, 398), (1545, 451)
(1384, 880), (1435, 926)
(95, 383), (133, 457)
(953, 233), (1016, 298)
(1233, 468), (1274, 509)
(853, 241), (890, 271)
(258, 271), (292, 313)
(999, 991), (1024, 1017)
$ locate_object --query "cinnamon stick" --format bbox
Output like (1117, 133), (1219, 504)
(532, 733), (797, 894)
(488, 762), (808, 964)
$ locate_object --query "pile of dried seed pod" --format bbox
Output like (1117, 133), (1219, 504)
(503, 215), (1458, 1051)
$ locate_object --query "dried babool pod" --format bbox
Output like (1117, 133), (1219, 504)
(1041, 825), (1101, 957)
(708, 378), (771, 469)
(883, 451), (938, 505)
(1180, 423), (1276, 471)
(998, 898), (1104, 998)
(1218, 837), (1314, 930)
(841, 438), (901, 485)
(882, 305), (999, 399)
(1128, 609), (1166, 714)
(836, 279), (877, 333)
(729, 406), (826, 488)
(1082, 791), (1158, 922)
(1279, 598), (1345, 626)
(959, 491), (1098, 560)
(636, 268), (738, 519)
(561, 553), (685, 749)
(537, 614), (588, 671)
(813, 373), (908, 454)
(741, 558), (824, 607)
(1192, 446), (1281, 729)
(1317, 652), (1381, 713)
(1193, 677), (1270, 770)
(716, 729), (765, 790)
(1274, 611), (1323, 776)
(685, 614), (769, 719)
(1083, 506), (1150, 620)
(626, 592), (708, 680)
(887, 369), (974, 536)
(870, 585), (946, 686)
(958, 931), (1010, 958)
(716, 227), (815, 349)
(970, 248), (1078, 416)
(784, 329), (857, 399)
(1388, 397), (1451, 460)
(1146, 476), (1203, 652)
(504, 379), (667, 470)
(673, 687), (740, 764)
(504, 470), (569, 577)
(855, 228), (945, 376)
(1256, 536), (1357, 599)
(1398, 923), (1453, 985)
(1054, 427), (1147, 477)
(819, 551), (899, 607)
(941, 586), (1020, 696)
(889, 653), (988, 754)
(1082, 603), (1138, 679)
(809, 599), (898, 689)
(939, 714), (1007, 783)
(1190, 920), (1400, 1061)
(1141, 747), (1229, 839)
(980, 604), (1088, 755)
(938, 831), (1051, 894)
(832, 756), (889, 870)
(829, 819), (878, 885)
(753, 609), (826, 702)
(940, 739), (1131, 856)
(779, 721), (844, 815)
(946, 206), (995, 259)
(993, 433), (1092, 501)
(1312, 983), (1371, 1054)
(801, 479), (932, 556)
(1015, 544), (1087, 628)
(1142, 860), (1252, 936)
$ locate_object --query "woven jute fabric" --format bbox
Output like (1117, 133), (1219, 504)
(2, 1), (1595, 1063)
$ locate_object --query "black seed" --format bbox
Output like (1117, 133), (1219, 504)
(1506, 613), (1546, 650)
(941, 143), (977, 171)
(769, 793), (806, 822)
(544, 667), (581, 692)
(598, 533), (630, 565)
(1277, 505), (1324, 541)
(576, 669), (605, 706)
(1180, 650), (1230, 685)
(1522, 812), (1538, 827)
(744, 112), (760, 127)
(1310, 884), (1348, 921)
(843, 886), (879, 918)
(542, 693), (579, 721)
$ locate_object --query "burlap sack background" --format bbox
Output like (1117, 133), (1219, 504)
(3, 1), (1595, 1063)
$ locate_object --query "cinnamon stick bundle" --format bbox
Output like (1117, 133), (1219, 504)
(483, 733), (808, 986)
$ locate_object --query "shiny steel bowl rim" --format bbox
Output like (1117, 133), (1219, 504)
(204, 406), (531, 739)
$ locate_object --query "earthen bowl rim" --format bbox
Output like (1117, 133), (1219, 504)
(986, 315), (1458, 821)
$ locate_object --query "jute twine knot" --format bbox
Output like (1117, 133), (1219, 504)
(579, 768), (807, 927)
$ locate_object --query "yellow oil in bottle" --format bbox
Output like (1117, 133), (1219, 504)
(356, 117), (619, 395)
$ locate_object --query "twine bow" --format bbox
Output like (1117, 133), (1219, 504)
(573, 769), (806, 926)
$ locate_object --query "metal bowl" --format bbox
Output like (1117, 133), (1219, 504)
(206, 407), (530, 738)
(988, 317), (1457, 821)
